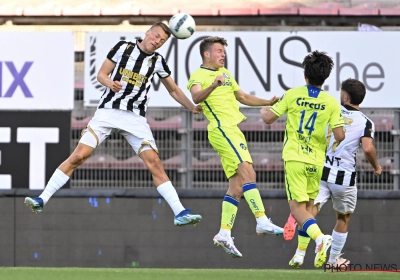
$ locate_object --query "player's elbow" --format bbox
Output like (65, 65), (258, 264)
(362, 145), (375, 155)
(261, 114), (274, 124)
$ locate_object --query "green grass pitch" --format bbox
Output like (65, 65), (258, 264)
(1, 268), (399, 280)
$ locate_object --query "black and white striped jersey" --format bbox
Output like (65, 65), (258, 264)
(98, 40), (171, 116)
(321, 104), (375, 186)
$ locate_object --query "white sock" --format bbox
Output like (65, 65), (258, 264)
(39, 169), (70, 205)
(296, 248), (306, 256)
(219, 229), (231, 238)
(157, 181), (185, 216)
(256, 215), (269, 226)
(329, 230), (348, 263)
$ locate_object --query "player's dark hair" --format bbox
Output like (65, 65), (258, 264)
(200, 36), (228, 60)
(151, 22), (171, 38)
(341, 78), (366, 105)
(302, 50), (334, 86)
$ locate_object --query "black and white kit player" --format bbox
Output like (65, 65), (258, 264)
(314, 78), (382, 267)
(25, 22), (203, 227)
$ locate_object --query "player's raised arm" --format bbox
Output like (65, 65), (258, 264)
(234, 89), (279, 107)
(161, 76), (202, 114)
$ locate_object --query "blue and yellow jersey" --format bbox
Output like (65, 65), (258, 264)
(270, 85), (344, 166)
(187, 66), (246, 130)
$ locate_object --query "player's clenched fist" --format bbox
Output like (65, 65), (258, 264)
(212, 75), (225, 88)
(110, 80), (123, 92)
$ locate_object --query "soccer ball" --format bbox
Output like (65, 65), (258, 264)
(169, 13), (196, 39)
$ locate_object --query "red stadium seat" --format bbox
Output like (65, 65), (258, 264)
(369, 115), (394, 131)
(81, 154), (117, 169)
(259, 2), (305, 15)
(380, 5), (400, 15)
(155, 115), (182, 129)
(115, 156), (147, 169)
(71, 116), (92, 130)
(378, 157), (394, 171)
(339, 2), (384, 16)
(192, 119), (208, 130)
(299, 2), (345, 16)
(252, 153), (283, 171)
(194, 156), (222, 170)
(219, 7), (259, 16)
(238, 116), (266, 131)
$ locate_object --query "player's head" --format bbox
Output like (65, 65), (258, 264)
(340, 78), (366, 106)
(199, 36), (228, 69)
(302, 50), (334, 86)
(142, 22), (171, 53)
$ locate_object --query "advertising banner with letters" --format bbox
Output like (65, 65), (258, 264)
(0, 32), (74, 110)
(0, 111), (70, 189)
(84, 31), (399, 108)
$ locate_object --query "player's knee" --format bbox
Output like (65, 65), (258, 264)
(141, 151), (163, 171)
(67, 152), (89, 167)
(337, 213), (351, 223)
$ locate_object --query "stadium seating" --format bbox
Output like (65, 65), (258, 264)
(299, 2), (345, 16)
(368, 115), (394, 131)
(2, 0), (400, 19)
(259, 2), (306, 16)
(380, 5), (400, 15)
(339, 2), (384, 16)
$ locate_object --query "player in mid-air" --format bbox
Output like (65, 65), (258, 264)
(24, 22), (203, 227)
(187, 36), (283, 258)
(260, 50), (345, 267)
(287, 78), (382, 269)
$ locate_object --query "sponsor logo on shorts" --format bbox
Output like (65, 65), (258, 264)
(306, 166), (317, 173)
(240, 143), (247, 150)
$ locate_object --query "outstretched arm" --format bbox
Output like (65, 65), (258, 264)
(161, 76), (202, 114)
(361, 137), (382, 175)
(260, 106), (279, 124)
(234, 89), (279, 107)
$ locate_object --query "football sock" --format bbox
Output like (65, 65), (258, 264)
(297, 228), (311, 251)
(39, 169), (69, 205)
(328, 230), (348, 263)
(219, 195), (238, 236)
(302, 218), (323, 241)
(243, 183), (268, 225)
(156, 181), (185, 216)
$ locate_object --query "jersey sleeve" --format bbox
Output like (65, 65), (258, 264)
(362, 118), (375, 139)
(155, 55), (171, 79)
(329, 101), (345, 129)
(106, 41), (126, 63)
(187, 71), (203, 90)
(270, 92), (288, 117)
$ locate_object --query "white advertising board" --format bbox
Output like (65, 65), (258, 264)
(0, 32), (74, 110)
(84, 31), (400, 108)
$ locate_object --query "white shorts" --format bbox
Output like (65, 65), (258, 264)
(79, 108), (158, 154)
(314, 181), (357, 214)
